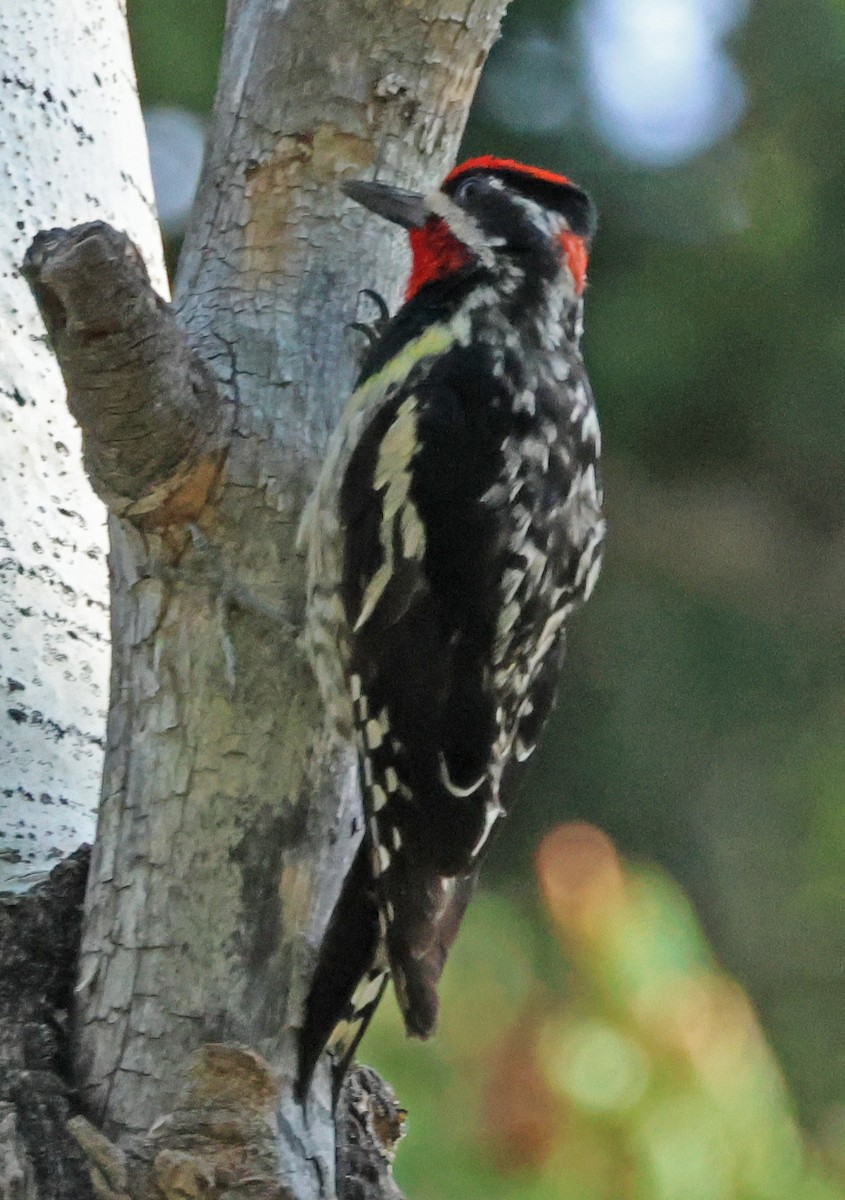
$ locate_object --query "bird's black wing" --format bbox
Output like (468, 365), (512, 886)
(338, 337), (558, 1037)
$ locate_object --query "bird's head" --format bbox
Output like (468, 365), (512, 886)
(343, 156), (596, 302)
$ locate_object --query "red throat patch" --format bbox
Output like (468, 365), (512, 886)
(559, 230), (588, 295)
(406, 219), (472, 301)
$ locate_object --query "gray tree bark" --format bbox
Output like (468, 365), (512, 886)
(6, 1), (515, 1197)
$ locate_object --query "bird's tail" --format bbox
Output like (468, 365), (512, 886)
(385, 862), (479, 1039)
(296, 839), (384, 1102)
(297, 841), (479, 1102)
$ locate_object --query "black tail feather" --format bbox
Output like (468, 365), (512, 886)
(297, 844), (480, 1103)
(296, 839), (381, 1103)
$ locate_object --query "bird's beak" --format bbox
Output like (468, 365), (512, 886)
(342, 179), (429, 230)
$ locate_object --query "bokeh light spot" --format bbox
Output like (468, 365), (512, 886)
(537, 822), (626, 938)
(541, 1017), (650, 1114)
(477, 33), (577, 135)
(580, 0), (747, 164)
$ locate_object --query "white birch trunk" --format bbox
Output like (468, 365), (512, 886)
(0, 0), (165, 892)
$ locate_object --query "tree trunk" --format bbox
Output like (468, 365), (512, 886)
(6, 1), (514, 1197)
(0, 0), (166, 893)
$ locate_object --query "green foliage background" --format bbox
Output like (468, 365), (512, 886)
(128, 1), (845, 1193)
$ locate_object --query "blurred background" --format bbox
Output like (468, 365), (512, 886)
(128, 1), (845, 1195)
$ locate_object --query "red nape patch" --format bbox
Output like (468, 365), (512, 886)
(406, 218), (473, 300)
(446, 155), (572, 189)
(559, 230), (588, 295)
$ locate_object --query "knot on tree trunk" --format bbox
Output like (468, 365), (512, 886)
(134, 1045), (291, 1200)
(107, 1048), (405, 1200)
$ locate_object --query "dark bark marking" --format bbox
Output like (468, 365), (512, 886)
(0, 848), (95, 1200)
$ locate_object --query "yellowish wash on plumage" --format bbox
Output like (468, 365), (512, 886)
(354, 331), (450, 629)
(299, 322), (456, 552)
(344, 322), (455, 423)
(400, 501), (425, 559)
(376, 396), (418, 519)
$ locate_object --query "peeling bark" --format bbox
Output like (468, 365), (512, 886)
(0, 848), (94, 1200)
(335, 1069), (407, 1200)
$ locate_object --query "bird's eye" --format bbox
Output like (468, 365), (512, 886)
(454, 176), (481, 204)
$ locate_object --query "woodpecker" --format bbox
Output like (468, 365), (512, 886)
(297, 156), (605, 1099)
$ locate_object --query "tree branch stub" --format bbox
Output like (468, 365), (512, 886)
(22, 222), (232, 525)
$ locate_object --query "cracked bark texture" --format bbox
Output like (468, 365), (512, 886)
(0, 0), (166, 892)
(6, 0), (512, 1196)
(0, 850), (407, 1200)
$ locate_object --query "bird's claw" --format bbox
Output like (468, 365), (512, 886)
(347, 288), (391, 348)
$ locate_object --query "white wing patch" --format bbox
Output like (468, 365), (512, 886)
(438, 751), (486, 798)
(354, 395), (428, 632)
(299, 322), (458, 737)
